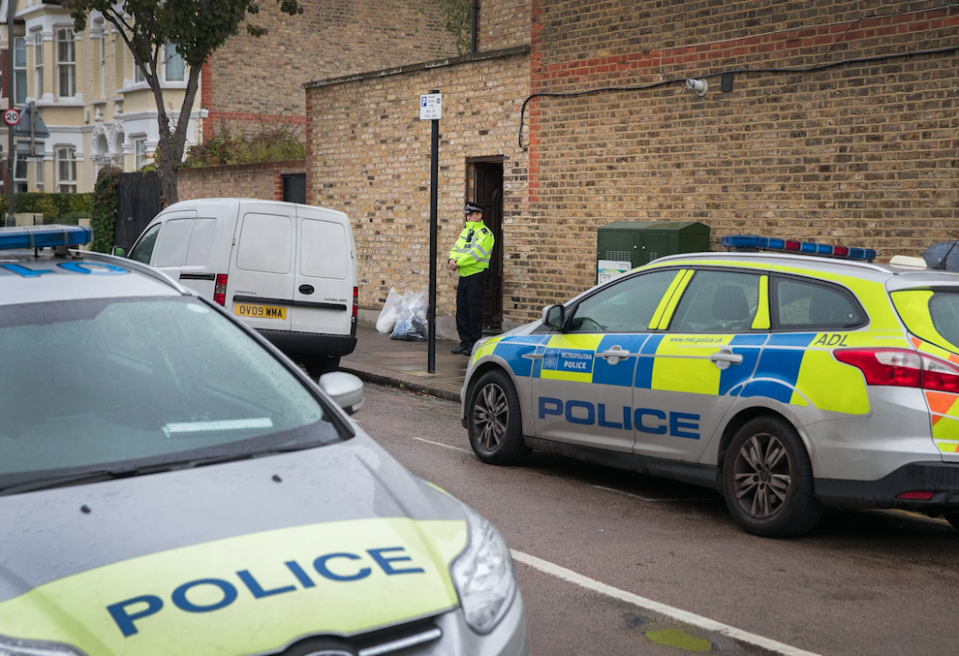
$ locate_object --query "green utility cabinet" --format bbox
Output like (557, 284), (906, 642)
(596, 221), (710, 284)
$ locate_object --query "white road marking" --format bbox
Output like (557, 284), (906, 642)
(592, 485), (718, 503)
(510, 550), (823, 656)
(412, 437), (470, 453)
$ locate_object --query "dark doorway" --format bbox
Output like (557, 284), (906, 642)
(467, 159), (503, 332)
(114, 172), (162, 251)
(283, 174), (306, 204)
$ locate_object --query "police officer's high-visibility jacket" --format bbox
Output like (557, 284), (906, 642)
(449, 220), (494, 277)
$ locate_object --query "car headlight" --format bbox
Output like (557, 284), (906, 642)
(0, 635), (83, 656)
(449, 503), (517, 634)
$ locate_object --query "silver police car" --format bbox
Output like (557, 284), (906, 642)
(0, 225), (528, 656)
(462, 235), (959, 538)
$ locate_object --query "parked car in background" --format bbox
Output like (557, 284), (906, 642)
(0, 225), (528, 656)
(123, 198), (357, 376)
(461, 235), (959, 538)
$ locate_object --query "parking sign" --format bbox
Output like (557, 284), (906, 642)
(419, 94), (442, 120)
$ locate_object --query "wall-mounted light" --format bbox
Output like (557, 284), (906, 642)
(686, 78), (708, 97)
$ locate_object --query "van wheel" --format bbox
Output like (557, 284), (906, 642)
(467, 370), (530, 465)
(304, 356), (340, 378)
(942, 512), (959, 531)
(722, 416), (823, 538)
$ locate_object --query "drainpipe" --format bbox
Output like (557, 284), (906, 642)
(471, 0), (477, 54)
(5, 0), (13, 226)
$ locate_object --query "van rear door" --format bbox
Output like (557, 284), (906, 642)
(229, 203), (295, 332)
(292, 206), (354, 336)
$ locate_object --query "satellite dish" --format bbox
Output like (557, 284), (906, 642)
(923, 241), (959, 272)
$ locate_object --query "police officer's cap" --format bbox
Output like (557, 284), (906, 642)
(464, 202), (484, 215)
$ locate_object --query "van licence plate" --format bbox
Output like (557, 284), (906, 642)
(234, 303), (287, 320)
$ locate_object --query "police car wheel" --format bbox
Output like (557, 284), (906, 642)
(468, 370), (531, 465)
(722, 416), (823, 538)
(942, 512), (959, 531)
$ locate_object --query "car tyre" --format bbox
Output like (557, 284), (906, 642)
(303, 355), (340, 378)
(468, 369), (531, 465)
(722, 416), (823, 538)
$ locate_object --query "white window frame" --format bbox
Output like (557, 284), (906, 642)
(56, 29), (76, 99)
(14, 36), (27, 105)
(33, 31), (44, 100)
(56, 146), (77, 193)
(34, 155), (44, 192)
(163, 42), (185, 82)
(133, 137), (149, 170)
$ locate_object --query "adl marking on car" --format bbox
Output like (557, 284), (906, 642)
(0, 518), (466, 656)
(537, 397), (700, 439)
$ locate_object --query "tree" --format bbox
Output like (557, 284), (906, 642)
(61, 0), (302, 206)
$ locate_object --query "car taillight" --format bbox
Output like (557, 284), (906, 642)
(834, 348), (959, 392)
(351, 286), (358, 337)
(214, 274), (228, 306)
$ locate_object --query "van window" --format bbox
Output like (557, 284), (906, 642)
(154, 218), (194, 268)
(300, 219), (348, 280)
(185, 218), (216, 267)
(128, 224), (160, 264)
(237, 213), (292, 274)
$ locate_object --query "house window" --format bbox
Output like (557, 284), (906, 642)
(56, 29), (76, 98)
(14, 151), (28, 193)
(14, 37), (27, 104)
(35, 155), (44, 191)
(34, 32), (43, 98)
(164, 43), (184, 82)
(99, 34), (105, 99)
(56, 146), (77, 193)
(134, 138), (149, 170)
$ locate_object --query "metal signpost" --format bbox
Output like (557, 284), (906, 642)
(420, 90), (442, 374)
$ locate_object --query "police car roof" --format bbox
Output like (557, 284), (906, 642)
(651, 250), (918, 282)
(0, 248), (187, 305)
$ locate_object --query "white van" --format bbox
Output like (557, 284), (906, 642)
(125, 198), (357, 376)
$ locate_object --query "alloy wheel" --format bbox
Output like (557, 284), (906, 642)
(732, 432), (792, 519)
(473, 383), (508, 451)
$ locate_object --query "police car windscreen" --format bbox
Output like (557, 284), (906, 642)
(0, 297), (331, 482)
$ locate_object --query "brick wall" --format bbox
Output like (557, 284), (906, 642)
(518, 1), (959, 319)
(305, 49), (530, 320)
(177, 160), (306, 202)
(203, 0), (459, 139)
(477, 0), (531, 51)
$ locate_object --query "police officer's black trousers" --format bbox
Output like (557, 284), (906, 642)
(456, 272), (485, 348)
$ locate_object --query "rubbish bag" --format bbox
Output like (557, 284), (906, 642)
(390, 289), (428, 341)
(376, 288), (403, 334)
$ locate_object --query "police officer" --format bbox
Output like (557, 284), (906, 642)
(448, 202), (494, 355)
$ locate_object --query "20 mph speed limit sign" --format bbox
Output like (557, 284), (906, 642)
(3, 109), (20, 126)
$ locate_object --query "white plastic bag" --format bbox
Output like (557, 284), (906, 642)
(391, 289), (429, 341)
(376, 288), (403, 334)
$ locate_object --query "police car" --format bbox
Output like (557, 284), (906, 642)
(461, 235), (959, 538)
(0, 226), (527, 656)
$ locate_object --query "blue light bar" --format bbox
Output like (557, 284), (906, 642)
(0, 225), (92, 251)
(721, 234), (875, 262)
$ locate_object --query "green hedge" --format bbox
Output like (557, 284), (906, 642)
(0, 192), (93, 225)
(90, 166), (120, 253)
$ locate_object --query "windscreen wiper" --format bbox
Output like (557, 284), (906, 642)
(0, 470), (128, 496)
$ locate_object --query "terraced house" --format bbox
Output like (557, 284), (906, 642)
(0, 0), (457, 195)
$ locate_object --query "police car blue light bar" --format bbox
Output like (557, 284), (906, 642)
(0, 225), (93, 251)
(721, 235), (876, 262)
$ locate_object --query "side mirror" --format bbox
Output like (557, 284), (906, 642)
(318, 371), (364, 415)
(541, 304), (565, 331)
(112, 246), (126, 257)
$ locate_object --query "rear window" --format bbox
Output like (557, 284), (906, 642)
(300, 219), (348, 280)
(891, 289), (959, 354)
(237, 213), (293, 274)
(773, 277), (866, 330)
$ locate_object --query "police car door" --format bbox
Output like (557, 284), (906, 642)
(531, 269), (680, 452)
(635, 268), (766, 462)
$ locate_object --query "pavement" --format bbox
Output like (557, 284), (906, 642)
(340, 323), (470, 402)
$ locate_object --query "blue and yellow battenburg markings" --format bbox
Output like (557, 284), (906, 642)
(0, 261), (129, 277)
(0, 518), (466, 656)
(483, 330), (879, 417)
